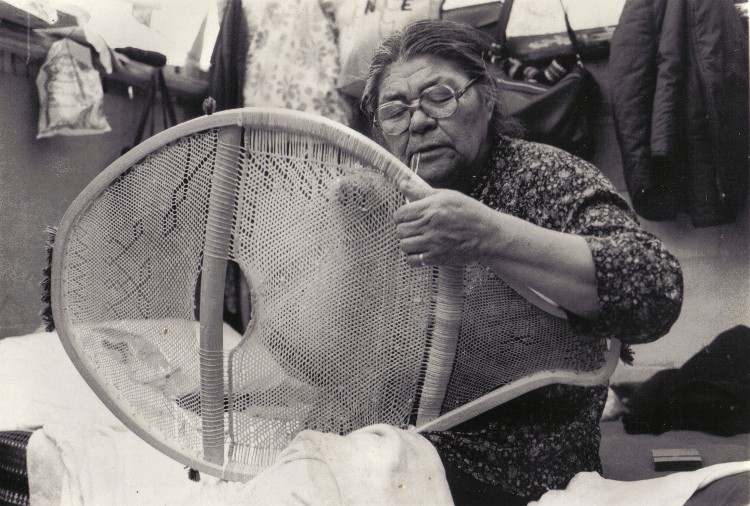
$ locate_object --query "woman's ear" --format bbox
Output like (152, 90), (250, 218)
(484, 97), (494, 121)
(371, 122), (387, 147)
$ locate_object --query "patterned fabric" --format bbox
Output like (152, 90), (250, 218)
(242, 0), (353, 126)
(424, 137), (683, 500)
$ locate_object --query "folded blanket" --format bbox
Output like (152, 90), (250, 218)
(27, 416), (246, 506)
(5, 330), (451, 505)
(30, 410), (748, 506)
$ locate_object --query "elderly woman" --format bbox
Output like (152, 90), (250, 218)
(361, 20), (683, 505)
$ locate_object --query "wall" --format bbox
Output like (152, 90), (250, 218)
(0, 52), (198, 338)
(1, 50), (747, 382)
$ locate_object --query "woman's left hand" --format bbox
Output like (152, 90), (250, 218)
(393, 178), (500, 268)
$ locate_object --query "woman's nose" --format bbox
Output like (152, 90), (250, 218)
(409, 107), (437, 134)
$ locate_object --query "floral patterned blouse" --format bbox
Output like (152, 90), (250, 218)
(423, 136), (683, 500)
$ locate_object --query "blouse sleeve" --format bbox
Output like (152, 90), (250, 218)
(484, 139), (683, 344)
(556, 159), (683, 344)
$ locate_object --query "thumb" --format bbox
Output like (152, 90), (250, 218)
(397, 173), (436, 202)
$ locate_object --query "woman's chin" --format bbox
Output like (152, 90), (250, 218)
(416, 166), (460, 189)
(415, 170), (444, 188)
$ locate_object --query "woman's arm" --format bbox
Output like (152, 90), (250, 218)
(394, 169), (683, 345)
(393, 186), (600, 319)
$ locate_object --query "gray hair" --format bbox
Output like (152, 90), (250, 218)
(361, 19), (522, 138)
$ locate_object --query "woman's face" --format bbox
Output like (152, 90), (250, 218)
(376, 55), (494, 189)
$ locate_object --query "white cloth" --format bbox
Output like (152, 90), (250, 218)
(3, 330), (451, 505)
(531, 462), (750, 506)
(0, 331), (119, 431)
(27, 417), (450, 506)
(243, 424), (453, 505)
(27, 416), (247, 506)
(6, 331), (748, 506)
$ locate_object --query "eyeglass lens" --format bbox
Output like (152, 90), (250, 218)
(377, 85), (459, 135)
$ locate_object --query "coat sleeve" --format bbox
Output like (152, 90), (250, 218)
(650, 0), (685, 157)
(609, 0), (659, 196)
(609, 0), (679, 220)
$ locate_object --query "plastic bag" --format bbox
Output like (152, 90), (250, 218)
(36, 38), (111, 139)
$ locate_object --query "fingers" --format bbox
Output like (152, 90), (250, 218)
(393, 187), (459, 224)
(393, 200), (428, 226)
(393, 192), (439, 267)
(396, 223), (433, 268)
(397, 235), (427, 254)
(393, 173), (438, 225)
(405, 252), (429, 268)
(397, 174), (436, 202)
(393, 190), (442, 225)
(392, 188), (466, 268)
(395, 210), (428, 237)
(393, 205), (416, 226)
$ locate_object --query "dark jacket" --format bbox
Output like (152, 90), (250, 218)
(205, 0), (251, 334)
(208, 0), (248, 111)
(622, 325), (750, 436)
(609, 0), (748, 227)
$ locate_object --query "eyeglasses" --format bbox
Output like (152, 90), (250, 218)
(375, 77), (480, 135)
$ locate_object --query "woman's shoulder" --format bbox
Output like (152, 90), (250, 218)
(480, 137), (628, 224)
(491, 137), (616, 193)
(499, 137), (593, 170)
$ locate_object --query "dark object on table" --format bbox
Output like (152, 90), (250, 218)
(652, 448), (702, 471)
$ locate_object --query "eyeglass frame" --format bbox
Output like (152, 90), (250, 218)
(374, 76), (481, 136)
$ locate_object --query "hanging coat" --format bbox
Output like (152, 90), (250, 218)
(609, 0), (748, 227)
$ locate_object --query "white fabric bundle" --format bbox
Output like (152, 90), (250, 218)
(27, 415), (451, 506)
(3, 331), (748, 505)
(532, 463), (750, 506)
(2, 331), (451, 505)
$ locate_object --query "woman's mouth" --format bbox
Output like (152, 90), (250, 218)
(413, 146), (450, 163)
